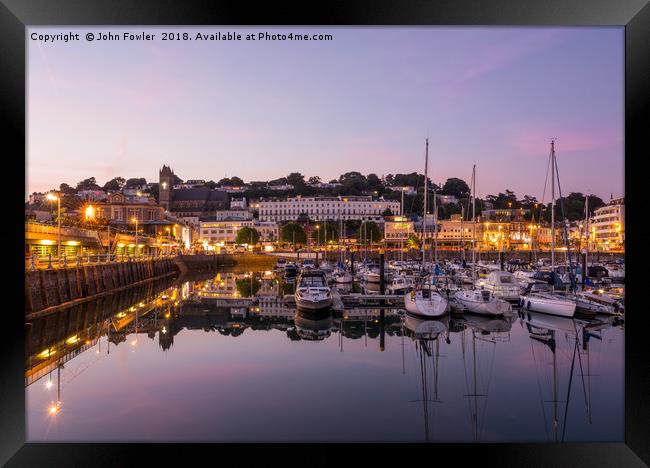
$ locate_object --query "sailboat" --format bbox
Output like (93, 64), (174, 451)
(404, 138), (448, 318)
(519, 140), (576, 318)
(455, 165), (511, 316)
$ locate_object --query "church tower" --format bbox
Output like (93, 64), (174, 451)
(159, 165), (174, 211)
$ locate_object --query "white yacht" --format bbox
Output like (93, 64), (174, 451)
(386, 275), (414, 295)
(332, 266), (353, 284)
(404, 286), (448, 318)
(295, 270), (333, 311)
(477, 271), (522, 302)
(574, 290), (624, 315)
(454, 288), (511, 316)
(604, 262), (625, 281)
(519, 282), (576, 318)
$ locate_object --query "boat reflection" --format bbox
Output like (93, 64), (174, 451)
(519, 310), (612, 441)
(293, 309), (334, 341)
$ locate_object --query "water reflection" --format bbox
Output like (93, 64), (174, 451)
(26, 268), (624, 442)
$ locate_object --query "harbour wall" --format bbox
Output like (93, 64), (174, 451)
(25, 258), (178, 317)
(173, 253), (276, 273)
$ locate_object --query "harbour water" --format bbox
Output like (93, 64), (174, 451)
(26, 267), (624, 442)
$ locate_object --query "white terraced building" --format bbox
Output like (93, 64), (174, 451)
(590, 196), (624, 250)
(258, 196), (400, 223)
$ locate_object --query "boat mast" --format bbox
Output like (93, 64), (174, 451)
(584, 193), (589, 267)
(551, 140), (556, 269)
(472, 165), (476, 284)
(433, 182), (438, 264)
(422, 138), (429, 269)
(461, 205), (465, 261)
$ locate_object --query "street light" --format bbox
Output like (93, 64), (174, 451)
(131, 218), (138, 258)
(47, 193), (61, 264)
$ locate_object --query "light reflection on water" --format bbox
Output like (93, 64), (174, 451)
(26, 268), (624, 442)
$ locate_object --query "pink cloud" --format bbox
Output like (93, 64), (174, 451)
(506, 126), (623, 156)
(437, 29), (569, 99)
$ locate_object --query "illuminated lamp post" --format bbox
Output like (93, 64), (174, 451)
(131, 218), (138, 258)
(46, 193), (61, 264)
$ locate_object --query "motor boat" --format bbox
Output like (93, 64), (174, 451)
(276, 258), (287, 269)
(284, 263), (298, 278)
(604, 262), (624, 282)
(453, 288), (511, 316)
(574, 290), (624, 315)
(301, 259), (316, 270)
(332, 266), (353, 284)
(386, 275), (414, 295)
(362, 266), (382, 284)
(404, 286), (448, 318)
(295, 270), (333, 311)
(476, 271), (523, 302)
(518, 282), (576, 318)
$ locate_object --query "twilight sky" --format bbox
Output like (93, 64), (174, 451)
(27, 27), (623, 202)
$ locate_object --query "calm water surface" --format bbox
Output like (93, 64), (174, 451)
(26, 268), (624, 442)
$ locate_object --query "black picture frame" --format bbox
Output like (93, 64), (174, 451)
(3, 0), (648, 465)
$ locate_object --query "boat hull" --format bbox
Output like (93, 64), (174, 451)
(519, 294), (576, 318)
(454, 292), (509, 316)
(295, 297), (333, 311)
(403, 290), (448, 318)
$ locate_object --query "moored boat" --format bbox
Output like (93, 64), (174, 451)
(295, 269), (333, 311)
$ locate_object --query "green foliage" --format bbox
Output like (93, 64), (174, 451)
(407, 234), (422, 249)
(102, 177), (125, 192)
(310, 221), (339, 243)
(539, 193), (605, 223)
(76, 177), (100, 191)
(382, 208), (394, 217)
(125, 177), (147, 189)
(354, 221), (383, 242)
(218, 176), (244, 186)
(442, 178), (470, 198)
(286, 173), (306, 188)
(59, 183), (76, 194)
(235, 227), (260, 245)
(281, 222), (307, 245)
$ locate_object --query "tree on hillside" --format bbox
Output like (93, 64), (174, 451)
(229, 176), (244, 186)
(366, 173), (382, 188)
(441, 178), (470, 199)
(148, 183), (159, 202)
(338, 172), (366, 194)
(235, 227), (260, 245)
(280, 222), (307, 246)
(59, 183), (76, 195)
(76, 177), (100, 191)
(286, 173), (306, 188)
(102, 177), (126, 192)
(308, 176), (321, 185)
(125, 178), (147, 189)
